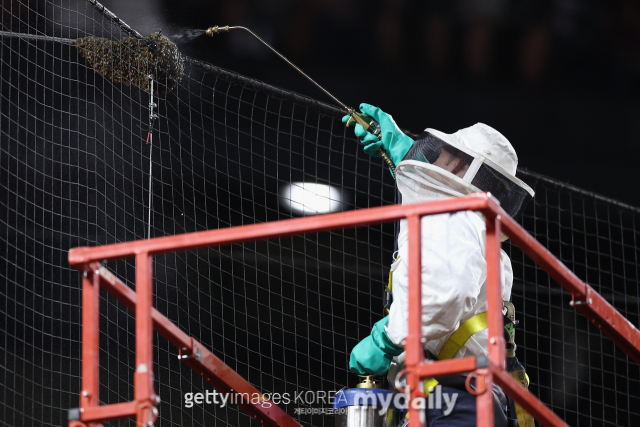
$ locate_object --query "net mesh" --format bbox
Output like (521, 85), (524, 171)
(505, 172), (640, 426)
(0, 2), (639, 427)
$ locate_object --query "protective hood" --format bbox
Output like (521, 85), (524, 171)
(396, 123), (534, 219)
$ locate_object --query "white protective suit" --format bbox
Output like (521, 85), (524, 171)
(387, 211), (513, 358)
(385, 122), (533, 365)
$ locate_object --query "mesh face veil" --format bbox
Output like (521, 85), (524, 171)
(396, 124), (534, 219)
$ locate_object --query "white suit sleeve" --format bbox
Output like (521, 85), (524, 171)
(387, 212), (487, 346)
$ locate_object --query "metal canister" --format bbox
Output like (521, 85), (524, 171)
(333, 388), (400, 427)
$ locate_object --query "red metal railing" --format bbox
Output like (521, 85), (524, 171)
(67, 192), (640, 427)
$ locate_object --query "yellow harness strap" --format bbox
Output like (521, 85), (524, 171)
(437, 312), (488, 361)
(385, 257), (398, 314)
(509, 370), (535, 427)
(423, 312), (488, 396)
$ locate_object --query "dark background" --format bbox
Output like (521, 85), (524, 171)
(110, 0), (640, 207)
(2, 1), (640, 426)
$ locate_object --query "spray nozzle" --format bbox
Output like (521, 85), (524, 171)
(205, 26), (230, 36)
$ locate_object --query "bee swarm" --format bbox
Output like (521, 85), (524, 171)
(74, 32), (185, 94)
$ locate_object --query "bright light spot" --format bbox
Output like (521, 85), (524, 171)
(279, 183), (346, 215)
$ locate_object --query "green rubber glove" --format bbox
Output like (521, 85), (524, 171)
(342, 103), (414, 167)
(349, 316), (404, 375)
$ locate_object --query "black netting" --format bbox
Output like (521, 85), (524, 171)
(1, 2), (639, 427)
(505, 171), (640, 427)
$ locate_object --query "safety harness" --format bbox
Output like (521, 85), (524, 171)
(386, 262), (534, 427)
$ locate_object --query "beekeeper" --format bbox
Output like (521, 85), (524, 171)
(344, 103), (535, 426)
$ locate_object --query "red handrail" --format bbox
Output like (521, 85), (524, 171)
(67, 192), (640, 427)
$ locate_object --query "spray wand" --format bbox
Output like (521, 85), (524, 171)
(205, 25), (397, 176)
